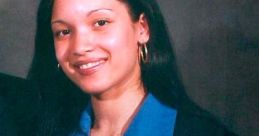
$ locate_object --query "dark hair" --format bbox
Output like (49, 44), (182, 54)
(29, 0), (189, 135)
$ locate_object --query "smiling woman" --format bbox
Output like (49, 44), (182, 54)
(51, 0), (147, 96)
(28, 0), (236, 135)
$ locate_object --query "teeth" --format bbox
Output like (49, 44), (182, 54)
(79, 60), (104, 69)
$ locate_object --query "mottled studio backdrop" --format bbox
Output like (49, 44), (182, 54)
(0, 0), (258, 136)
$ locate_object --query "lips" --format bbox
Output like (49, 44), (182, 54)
(73, 58), (107, 75)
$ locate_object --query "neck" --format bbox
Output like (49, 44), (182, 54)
(90, 83), (146, 134)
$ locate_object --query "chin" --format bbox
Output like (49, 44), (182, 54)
(77, 83), (107, 95)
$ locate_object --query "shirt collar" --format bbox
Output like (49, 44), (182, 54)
(77, 93), (177, 135)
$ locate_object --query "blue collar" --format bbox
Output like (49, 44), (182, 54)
(73, 93), (177, 136)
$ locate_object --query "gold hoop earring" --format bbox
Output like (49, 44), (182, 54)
(139, 43), (148, 63)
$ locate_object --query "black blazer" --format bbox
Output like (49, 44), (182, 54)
(0, 73), (39, 136)
(35, 92), (237, 136)
(174, 105), (237, 136)
(0, 73), (236, 136)
(0, 96), (16, 136)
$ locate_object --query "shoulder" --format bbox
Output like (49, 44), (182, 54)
(0, 73), (40, 135)
(174, 102), (237, 136)
(0, 96), (17, 136)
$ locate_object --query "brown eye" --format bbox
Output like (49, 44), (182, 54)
(95, 19), (108, 27)
(55, 29), (71, 38)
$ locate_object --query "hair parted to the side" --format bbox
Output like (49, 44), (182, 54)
(120, 0), (187, 106)
(29, 0), (189, 135)
(29, 0), (89, 134)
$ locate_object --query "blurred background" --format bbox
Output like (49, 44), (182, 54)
(0, 0), (258, 135)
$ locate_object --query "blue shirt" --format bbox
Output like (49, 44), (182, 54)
(72, 93), (177, 136)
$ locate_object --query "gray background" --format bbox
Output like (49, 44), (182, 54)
(0, 0), (258, 136)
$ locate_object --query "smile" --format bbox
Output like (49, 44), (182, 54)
(74, 59), (106, 75)
(79, 60), (105, 70)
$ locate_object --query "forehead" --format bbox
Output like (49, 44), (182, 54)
(52, 0), (128, 13)
(51, 0), (132, 22)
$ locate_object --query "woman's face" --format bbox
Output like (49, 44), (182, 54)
(51, 0), (149, 95)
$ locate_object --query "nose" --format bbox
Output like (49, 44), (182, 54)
(71, 28), (94, 56)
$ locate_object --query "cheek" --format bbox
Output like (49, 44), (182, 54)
(101, 26), (138, 56)
(54, 41), (69, 63)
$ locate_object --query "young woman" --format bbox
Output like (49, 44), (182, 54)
(29, 0), (236, 135)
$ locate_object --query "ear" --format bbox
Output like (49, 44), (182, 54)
(136, 13), (150, 44)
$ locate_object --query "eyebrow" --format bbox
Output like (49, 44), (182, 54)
(87, 8), (113, 16)
(51, 8), (113, 25)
